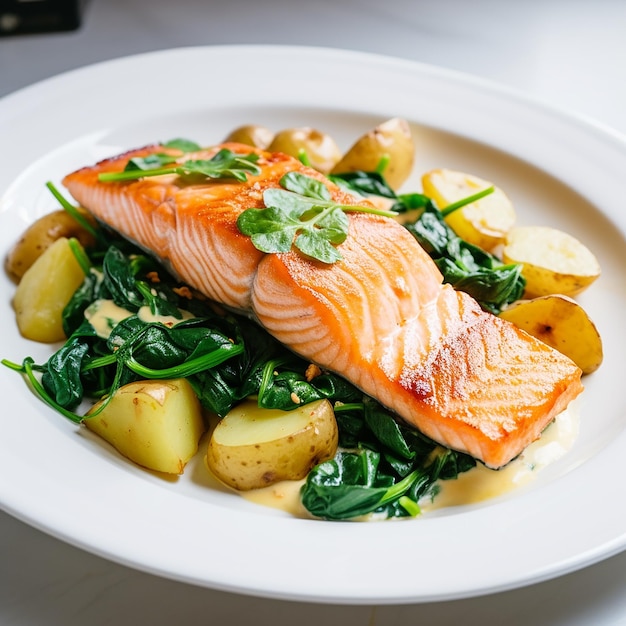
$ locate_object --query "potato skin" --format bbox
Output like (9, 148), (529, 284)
(502, 226), (600, 298)
(224, 124), (274, 149)
(207, 399), (338, 491)
(499, 295), (603, 374)
(13, 236), (86, 343)
(331, 117), (415, 189)
(5, 209), (95, 283)
(268, 127), (342, 174)
(85, 378), (205, 475)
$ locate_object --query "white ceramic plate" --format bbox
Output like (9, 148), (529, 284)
(1, 46), (625, 605)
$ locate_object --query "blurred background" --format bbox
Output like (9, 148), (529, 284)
(1, 1), (626, 625)
(1, 0), (626, 135)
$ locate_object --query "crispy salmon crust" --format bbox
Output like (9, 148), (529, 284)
(63, 142), (583, 468)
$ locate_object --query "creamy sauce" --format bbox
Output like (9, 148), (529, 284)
(83, 299), (580, 519)
(241, 405), (579, 519)
(84, 298), (194, 339)
(423, 405), (579, 511)
(137, 305), (194, 327)
(243, 479), (310, 518)
(85, 299), (135, 338)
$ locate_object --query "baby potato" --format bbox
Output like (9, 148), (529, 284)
(224, 124), (274, 149)
(268, 127), (342, 174)
(502, 226), (601, 298)
(499, 295), (603, 374)
(421, 169), (516, 252)
(85, 378), (205, 475)
(5, 209), (96, 283)
(207, 399), (338, 491)
(331, 117), (415, 190)
(13, 237), (86, 343)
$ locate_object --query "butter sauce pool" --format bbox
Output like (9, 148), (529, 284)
(241, 405), (579, 519)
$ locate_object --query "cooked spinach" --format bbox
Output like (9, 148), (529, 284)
(3, 165), (510, 522)
(331, 170), (525, 314)
(301, 401), (475, 520)
(5, 224), (365, 424)
(404, 205), (525, 314)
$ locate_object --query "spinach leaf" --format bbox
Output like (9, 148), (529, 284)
(256, 358), (361, 411)
(101, 246), (146, 311)
(41, 323), (98, 409)
(301, 450), (429, 520)
(405, 204), (525, 313)
(300, 401), (476, 520)
(329, 170), (397, 199)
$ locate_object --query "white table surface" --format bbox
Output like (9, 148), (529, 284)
(1, 1), (626, 624)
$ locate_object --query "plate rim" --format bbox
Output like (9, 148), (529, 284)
(1, 44), (625, 604)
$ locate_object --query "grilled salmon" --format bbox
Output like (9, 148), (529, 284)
(63, 142), (583, 468)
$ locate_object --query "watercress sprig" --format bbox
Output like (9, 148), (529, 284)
(98, 148), (261, 183)
(237, 171), (398, 264)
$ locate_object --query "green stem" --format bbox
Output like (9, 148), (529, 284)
(81, 353), (117, 372)
(124, 343), (245, 379)
(1, 358), (23, 372)
(340, 203), (397, 218)
(45, 181), (100, 239)
(333, 402), (365, 413)
(375, 154), (391, 175)
(297, 149), (312, 168)
(378, 469), (420, 507)
(399, 495), (421, 517)
(258, 357), (291, 403)
(15, 357), (83, 424)
(440, 186), (495, 217)
(68, 237), (92, 276)
(98, 166), (178, 182)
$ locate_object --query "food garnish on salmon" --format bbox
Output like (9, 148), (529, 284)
(62, 142), (583, 469)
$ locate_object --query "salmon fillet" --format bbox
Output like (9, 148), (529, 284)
(63, 142), (583, 468)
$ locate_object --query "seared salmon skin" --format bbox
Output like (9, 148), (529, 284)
(63, 142), (583, 468)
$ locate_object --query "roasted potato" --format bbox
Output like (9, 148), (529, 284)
(268, 127), (342, 174)
(502, 226), (601, 298)
(421, 169), (516, 252)
(13, 236), (87, 343)
(85, 378), (205, 475)
(331, 117), (415, 190)
(5, 209), (96, 283)
(207, 399), (338, 490)
(499, 295), (603, 374)
(224, 124), (274, 149)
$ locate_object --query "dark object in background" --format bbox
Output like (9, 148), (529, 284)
(0, 0), (82, 36)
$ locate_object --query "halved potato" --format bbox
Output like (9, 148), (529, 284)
(5, 209), (96, 283)
(207, 399), (338, 490)
(499, 295), (603, 374)
(502, 226), (601, 298)
(421, 169), (516, 252)
(268, 127), (342, 173)
(85, 378), (205, 475)
(13, 236), (86, 343)
(224, 124), (274, 149)
(331, 117), (415, 189)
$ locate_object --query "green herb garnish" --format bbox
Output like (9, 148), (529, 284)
(237, 171), (398, 264)
(98, 147), (261, 183)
